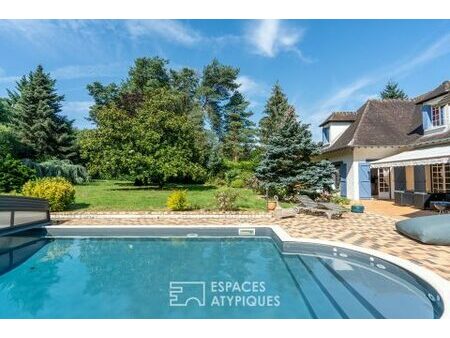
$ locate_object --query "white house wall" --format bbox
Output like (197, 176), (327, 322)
(320, 146), (407, 200)
(320, 149), (355, 199)
(353, 147), (405, 200)
(327, 122), (352, 144)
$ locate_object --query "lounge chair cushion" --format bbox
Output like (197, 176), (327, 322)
(395, 215), (450, 245)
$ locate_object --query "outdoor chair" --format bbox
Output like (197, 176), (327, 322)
(317, 201), (347, 215)
(272, 196), (297, 219)
(294, 195), (344, 220)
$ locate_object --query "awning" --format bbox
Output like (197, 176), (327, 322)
(370, 145), (450, 168)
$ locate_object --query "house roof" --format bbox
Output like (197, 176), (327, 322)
(414, 81), (450, 104)
(319, 112), (357, 127)
(414, 129), (450, 147)
(321, 99), (423, 153)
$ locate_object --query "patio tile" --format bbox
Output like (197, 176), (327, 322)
(53, 211), (450, 280)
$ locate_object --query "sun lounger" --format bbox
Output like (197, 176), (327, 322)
(294, 195), (344, 220)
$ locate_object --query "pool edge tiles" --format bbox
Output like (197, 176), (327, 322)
(2, 224), (450, 319)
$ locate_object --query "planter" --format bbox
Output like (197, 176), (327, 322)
(267, 201), (277, 211)
(351, 205), (365, 213)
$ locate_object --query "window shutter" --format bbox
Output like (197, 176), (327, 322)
(394, 167), (406, 191)
(414, 165), (426, 192)
(339, 163), (347, 197)
(422, 105), (431, 130)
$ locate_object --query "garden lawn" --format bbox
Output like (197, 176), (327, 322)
(69, 180), (268, 211)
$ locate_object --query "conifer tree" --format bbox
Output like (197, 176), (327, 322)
(255, 108), (335, 197)
(380, 81), (408, 100)
(259, 82), (293, 145)
(199, 59), (240, 139)
(223, 91), (255, 162)
(8, 65), (76, 160)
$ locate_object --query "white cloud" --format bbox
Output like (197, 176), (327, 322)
(304, 30), (450, 142)
(63, 101), (94, 128)
(52, 63), (125, 80)
(126, 20), (202, 46)
(246, 20), (310, 61)
(237, 75), (269, 113)
(63, 101), (93, 114)
(237, 75), (267, 97)
(310, 31), (450, 127)
(392, 32), (450, 77)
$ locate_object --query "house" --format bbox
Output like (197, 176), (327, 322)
(319, 81), (450, 208)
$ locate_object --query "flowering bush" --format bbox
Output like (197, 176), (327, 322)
(166, 190), (190, 211)
(214, 188), (239, 211)
(22, 177), (75, 211)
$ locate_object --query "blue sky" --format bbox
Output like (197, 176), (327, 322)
(0, 19), (449, 139)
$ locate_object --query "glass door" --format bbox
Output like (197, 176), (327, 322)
(378, 168), (391, 199)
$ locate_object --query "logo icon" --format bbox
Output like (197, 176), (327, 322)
(169, 281), (206, 307)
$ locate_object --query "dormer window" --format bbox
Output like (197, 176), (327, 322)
(422, 104), (447, 131)
(322, 127), (330, 145)
(431, 105), (445, 127)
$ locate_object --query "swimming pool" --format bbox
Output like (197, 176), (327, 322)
(0, 226), (447, 319)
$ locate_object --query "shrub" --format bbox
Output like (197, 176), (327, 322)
(214, 188), (239, 211)
(224, 168), (254, 188)
(230, 178), (245, 188)
(23, 159), (89, 184)
(330, 195), (351, 206)
(22, 177), (75, 211)
(0, 153), (36, 192)
(166, 190), (190, 211)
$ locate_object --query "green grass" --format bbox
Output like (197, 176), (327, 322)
(69, 180), (269, 211)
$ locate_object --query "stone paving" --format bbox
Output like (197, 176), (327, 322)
(53, 210), (450, 281)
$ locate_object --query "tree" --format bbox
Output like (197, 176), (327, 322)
(87, 57), (175, 123)
(259, 82), (293, 145)
(86, 82), (120, 123)
(380, 81), (408, 100)
(255, 108), (335, 198)
(80, 88), (207, 187)
(8, 65), (76, 161)
(170, 67), (203, 125)
(125, 56), (170, 94)
(199, 59), (240, 138)
(0, 98), (12, 124)
(0, 153), (36, 192)
(222, 91), (255, 162)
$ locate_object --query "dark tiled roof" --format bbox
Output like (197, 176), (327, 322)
(319, 111), (357, 127)
(414, 81), (450, 104)
(414, 129), (450, 147)
(321, 99), (423, 153)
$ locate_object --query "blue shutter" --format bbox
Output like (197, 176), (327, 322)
(339, 163), (347, 197)
(358, 162), (371, 199)
(414, 165), (426, 192)
(422, 105), (432, 130)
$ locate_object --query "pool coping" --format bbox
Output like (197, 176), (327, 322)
(42, 223), (450, 319)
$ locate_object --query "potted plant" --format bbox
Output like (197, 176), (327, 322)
(267, 196), (278, 211)
(265, 188), (279, 211)
(351, 202), (365, 213)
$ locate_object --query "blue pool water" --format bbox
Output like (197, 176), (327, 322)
(0, 233), (443, 318)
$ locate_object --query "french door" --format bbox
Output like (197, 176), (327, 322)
(378, 168), (391, 199)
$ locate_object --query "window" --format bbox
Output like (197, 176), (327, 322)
(332, 166), (341, 190)
(322, 127), (330, 144)
(378, 168), (390, 193)
(431, 105), (445, 127)
(431, 164), (450, 193)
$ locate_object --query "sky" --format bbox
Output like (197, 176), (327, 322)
(0, 19), (449, 140)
